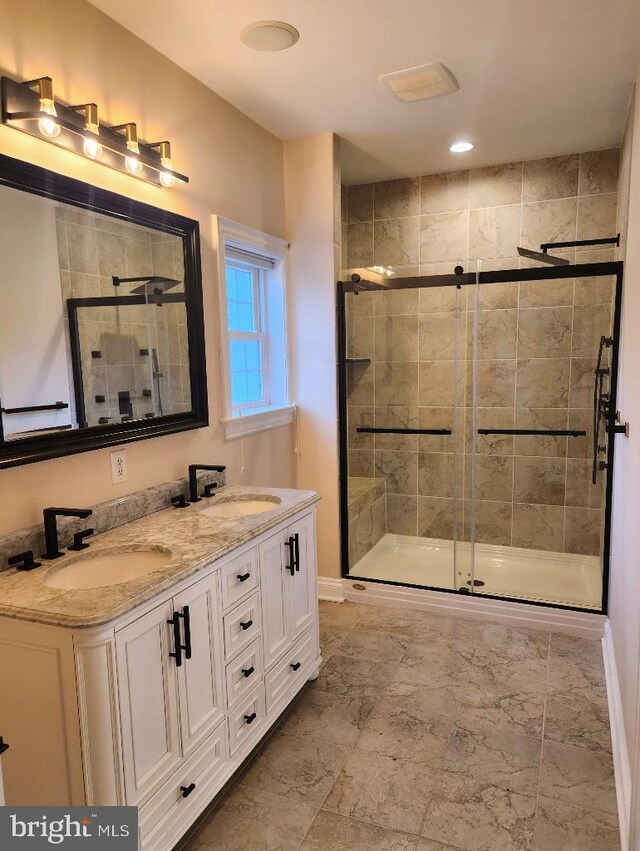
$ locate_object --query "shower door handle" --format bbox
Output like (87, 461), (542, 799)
(356, 427), (452, 435)
(477, 428), (586, 437)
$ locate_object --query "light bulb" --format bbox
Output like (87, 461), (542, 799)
(449, 140), (474, 153)
(159, 157), (175, 187)
(38, 99), (60, 138)
(83, 124), (103, 159)
(125, 139), (142, 174)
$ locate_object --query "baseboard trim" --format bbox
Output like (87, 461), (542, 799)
(341, 577), (606, 637)
(317, 576), (346, 602)
(603, 620), (631, 850)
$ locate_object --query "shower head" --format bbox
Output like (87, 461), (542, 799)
(112, 275), (182, 294)
(517, 246), (570, 266)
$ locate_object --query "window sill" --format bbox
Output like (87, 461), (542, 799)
(220, 405), (295, 440)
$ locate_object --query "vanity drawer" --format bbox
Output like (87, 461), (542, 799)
(223, 592), (261, 660)
(225, 638), (263, 709)
(220, 547), (259, 610)
(227, 685), (266, 756)
(139, 722), (227, 851)
(265, 627), (317, 713)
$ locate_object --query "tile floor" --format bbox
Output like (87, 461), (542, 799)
(183, 601), (619, 851)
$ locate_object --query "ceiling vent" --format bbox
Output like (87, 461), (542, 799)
(380, 63), (459, 103)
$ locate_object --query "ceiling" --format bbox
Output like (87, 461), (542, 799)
(89, 0), (640, 184)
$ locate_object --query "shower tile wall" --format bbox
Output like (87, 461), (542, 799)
(55, 207), (190, 427)
(344, 149), (619, 556)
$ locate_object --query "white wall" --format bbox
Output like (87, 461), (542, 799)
(609, 73), (640, 848)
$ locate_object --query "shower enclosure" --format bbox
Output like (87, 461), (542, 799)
(338, 259), (623, 613)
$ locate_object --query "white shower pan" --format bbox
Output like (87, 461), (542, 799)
(349, 534), (602, 610)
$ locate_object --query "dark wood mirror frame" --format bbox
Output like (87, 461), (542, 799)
(0, 153), (208, 469)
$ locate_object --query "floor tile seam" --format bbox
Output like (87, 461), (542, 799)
(532, 641), (552, 827)
(535, 790), (621, 818)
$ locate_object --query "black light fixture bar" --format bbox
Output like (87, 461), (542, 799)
(1, 76), (188, 187)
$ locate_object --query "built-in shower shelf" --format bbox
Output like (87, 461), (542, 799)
(346, 357), (371, 365)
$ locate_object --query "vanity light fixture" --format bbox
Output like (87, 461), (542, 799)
(1, 74), (189, 188)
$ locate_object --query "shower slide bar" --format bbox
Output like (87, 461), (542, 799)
(356, 427), (452, 435)
(477, 428), (587, 437)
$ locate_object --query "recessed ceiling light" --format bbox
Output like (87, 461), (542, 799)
(449, 141), (474, 153)
(380, 63), (459, 103)
(241, 21), (300, 51)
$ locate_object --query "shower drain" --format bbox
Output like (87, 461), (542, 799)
(466, 579), (485, 587)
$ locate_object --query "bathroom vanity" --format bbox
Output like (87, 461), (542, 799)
(0, 486), (320, 851)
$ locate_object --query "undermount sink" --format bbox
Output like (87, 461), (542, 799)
(43, 547), (172, 590)
(199, 495), (282, 520)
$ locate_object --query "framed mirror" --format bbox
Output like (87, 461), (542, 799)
(0, 154), (208, 468)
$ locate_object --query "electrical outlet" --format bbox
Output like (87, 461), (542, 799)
(110, 449), (128, 485)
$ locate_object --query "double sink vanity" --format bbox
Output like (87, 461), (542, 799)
(0, 480), (320, 851)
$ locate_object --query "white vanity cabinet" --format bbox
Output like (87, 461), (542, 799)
(0, 506), (320, 851)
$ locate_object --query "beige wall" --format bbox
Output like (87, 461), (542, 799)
(610, 76), (640, 839)
(0, 0), (295, 535)
(284, 134), (341, 579)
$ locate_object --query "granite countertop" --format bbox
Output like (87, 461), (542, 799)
(0, 486), (320, 629)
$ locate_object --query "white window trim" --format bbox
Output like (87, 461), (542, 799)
(213, 215), (294, 440)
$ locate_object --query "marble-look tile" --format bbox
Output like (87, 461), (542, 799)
(477, 281), (519, 309)
(348, 183), (374, 222)
(398, 642), (474, 689)
(375, 314), (419, 362)
(544, 693), (612, 752)
(518, 278), (573, 308)
(419, 361), (456, 406)
(517, 307), (572, 358)
(66, 222), (98, 274)
(302, 811), (417, 851)
(475, 360), (517, 407)
(569, 357), (598, 408)
(514, 408), (568, 458)
(472, 455), (514, 502)
(240, 732), (349, 804)
(387, 494), (418, 535)
(419, 313), (459, 360)
(347, 315), (375, 358)
(187, 784), (318, 851)
(348, 290), (374, 316)
(565, 459), (604, 508)
(420, 210), (469, 264)
(279, 687), (375, 747)
(374, 406), (418, 450)
(409, 612), (486, 644)
(417, 841), (460, 851)
(572, 304), (612, 357)
(355, 603), (425, 635)
(539, 740), (617, 814)
(348, 449), (374, 478)
(375, 362), (419, 406)
(564, 507), (603, 555)
(513, 456), (566, 505)
(323, 749), (434, 834)
(441, 725), (541, 794)
(374, 218), (420, 266)
(457, 686), (544, 739)
(475, 309), (518, 360)
(374, 177), (421, 219)
(468, 656), (548, 700)
(338, 628), (409, 663)
(532, 796), (619, 851)
(347, 406), (374, 450)
(567, 409), (593, 460)
(417, 496), (455, 539)
(318, 600), (366, 628)
(385, 678), (464, 718)
(473, 407), (515, 456)
(576, 193), (617, 243)
(418, 453), (455, 498)
(573, 275), (615, 306)
(481, 623), (550, 660)
(347, 222), (374, 267)
(355, 690), (455, 765)
(374, 449), (417, 495)
(375, 287), (420, 315)
(471, 500), (513, 547)
(419, 280), (459, 312)
(319, 623), (352, 658)
(520, 198), (577, 252)
(96, 230), (127, 277)
(419, 407), (459, 453)
(522, 155), (579, 202)
(316, 654), (396, 702)
(421, 170), (470, 213)
(422, 774), (536, 851)
(469, 205), (521, 260)
(515, 358), (570, 408)
(512, 503), (564, 551)
(579, 149), (620, 196)
(469, 163), (523, 208)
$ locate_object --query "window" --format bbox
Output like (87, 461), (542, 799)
(215, 217), (293, 439)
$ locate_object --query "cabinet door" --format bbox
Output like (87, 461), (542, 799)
(115, 601), (181, 806)
(258, 530), (290, 668)
(173, 573), (225, 756)
(287, 512), (317, 641)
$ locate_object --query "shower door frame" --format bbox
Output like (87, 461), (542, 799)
(337, 260), (624, 615)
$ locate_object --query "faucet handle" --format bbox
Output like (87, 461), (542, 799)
(202, 482), (218, 498)
(171, 494), (189, 509)
(8, 550), (42, 571)
(68, 529), (94, 551)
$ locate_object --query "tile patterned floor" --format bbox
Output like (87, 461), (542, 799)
(183, 602), (619, 851)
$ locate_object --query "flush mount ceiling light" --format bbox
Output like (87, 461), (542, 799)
(449, 140), (474, 153)
(241, 21), (299, 51)
(1, 75), (188, 188)
(380, 62), (459, 103)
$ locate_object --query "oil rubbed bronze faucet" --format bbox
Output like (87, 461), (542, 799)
(42, 507), (93, 560)
(188, 464), (226, 503)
